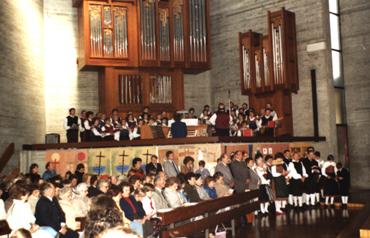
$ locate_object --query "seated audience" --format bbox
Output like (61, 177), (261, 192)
(119, 182), (146, 237)
(128, 158), (145, 179)
(145, 155), (163, 175)
(72, 182), (90, 217)
(183, 173), (202, 203)
(195, 160), (210, 179)
(194, 174), (210, 200)
(35, 183), (78, 238)
(163, 177), (185, 208)
(7, 183), (55, 238)
(181, 156), (195, 174)
(42, 162), (56, 181)
(58, 187), (79, 231)
(203, 176), (217, 199)
(151, 176), (169, 210)
(27, 184), (40, 214)
(214, 172), (232, 197)
(84, 195), (123, 238)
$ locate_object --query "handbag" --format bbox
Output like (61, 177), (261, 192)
(214, 224), (227, 238)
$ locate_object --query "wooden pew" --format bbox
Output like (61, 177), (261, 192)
(157, 190), (259, 238)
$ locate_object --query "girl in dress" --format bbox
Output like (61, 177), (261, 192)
(255, 155), (273, 215)
(271, 155), (289, 214)
(321, 155), (338, 207)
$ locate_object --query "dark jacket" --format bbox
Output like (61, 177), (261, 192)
(145, 162), (163, 175)
(119, 196), (146, 221)
(35, 196), (66, 231)
(87, 186), (102, 198)
(171, 121), (187, 138)
(183, 184), (202, 202)
(230, 160), (251, 193)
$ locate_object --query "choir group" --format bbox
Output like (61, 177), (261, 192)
(0, 146), (350, 238)
(63, 102), (281, 143)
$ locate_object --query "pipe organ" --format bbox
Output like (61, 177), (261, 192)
(73, 0), (210, 114)
(239, 8), (298, 136)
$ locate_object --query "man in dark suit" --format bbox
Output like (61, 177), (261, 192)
(145, 155), (163, 175)
(171, 113), (187, 138)
(35, 183), (78, 238)
(230, 151), (251, 193)
(183, 172), (202, 202)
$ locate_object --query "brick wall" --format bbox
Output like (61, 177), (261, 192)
(0, 0), (45, 173)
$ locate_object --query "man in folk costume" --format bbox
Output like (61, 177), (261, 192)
(209, 103), (231, 136)
(64, 108), (80, 143)
(302, 147), (320, 206)
(271, 154), (289, 214)
(321, 155), (338, 207)
(287, 152), (308, 208)
(336, 162), (350, 208)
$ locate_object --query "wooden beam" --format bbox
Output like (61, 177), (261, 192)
(0, 143), (15, 173)
(72, 0), (82, 8)
(22, 136), (326, 151)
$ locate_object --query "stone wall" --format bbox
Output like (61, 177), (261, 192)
(0, 0), (45, 173)
(341, 0), (370, 189)
(44, 0), (99, 142)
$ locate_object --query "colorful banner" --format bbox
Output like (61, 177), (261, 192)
(110, 146), (157, 176)
(45, 149), (88, 176)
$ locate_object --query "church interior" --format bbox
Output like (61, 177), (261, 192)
(0, 0), (369, 237)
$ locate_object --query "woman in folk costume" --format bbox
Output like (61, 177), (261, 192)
(287, 152), (308, 208)
(271, 154), (289, 214)
(255, 155), (274, 215)
(321, 154), (338, 207)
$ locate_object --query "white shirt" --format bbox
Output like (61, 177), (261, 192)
(321, 161), (337, 177)
(64, 116), (81, 130)
(209, 113), (233, 126)
(256, 166), (270, 185)
(7, 199), (35, 230)
(142, 196), (156, 217)
(288, 161), (308, 180)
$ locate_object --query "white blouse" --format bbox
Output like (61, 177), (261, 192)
(7, 199), (35, 230)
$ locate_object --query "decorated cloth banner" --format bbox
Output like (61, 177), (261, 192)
(45, 149), (88, 177)
(110, 146), (157, 176)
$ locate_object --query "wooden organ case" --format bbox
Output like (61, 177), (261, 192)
(239, 8), (298, 136)
(73, 0), (210, 114)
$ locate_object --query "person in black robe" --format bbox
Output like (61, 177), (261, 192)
(74, 163), (85, 184)
(35, 183), (78, 238)
(26, 163), (41, 184)
(145, 155), (163, 175)
(337, 162), (350, 208)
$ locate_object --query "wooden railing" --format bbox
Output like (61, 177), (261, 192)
(157, 189), (260, 238)
(0, 143), (15, 173)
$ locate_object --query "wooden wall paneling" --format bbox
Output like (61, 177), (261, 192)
(78, 0), (139, 69)
(268, 8), (298, 92)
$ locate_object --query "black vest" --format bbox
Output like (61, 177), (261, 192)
(66, 116), (78, 127)
(293, 161), (303, 175)
(261, 115), (273, 126)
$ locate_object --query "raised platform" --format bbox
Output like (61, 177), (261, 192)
(21, 136), (326, 176)
(23, 136), (325, 150)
